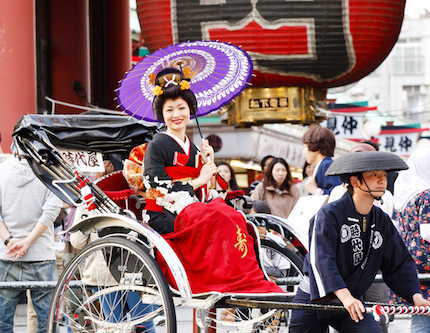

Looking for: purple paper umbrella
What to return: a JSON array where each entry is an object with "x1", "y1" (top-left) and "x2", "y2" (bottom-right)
[{"x1": 116, "y1": 40, "x2": 253, "y2": 122}]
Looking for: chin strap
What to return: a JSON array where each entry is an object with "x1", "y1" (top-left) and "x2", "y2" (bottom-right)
[{"x1": 356, "y1": 178, "x2": 384, "y2": 204}]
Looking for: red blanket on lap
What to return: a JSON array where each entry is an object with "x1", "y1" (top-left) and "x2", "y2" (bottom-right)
[{"x1": 156, "y1": 198, "x2": 283, "y2": 294}]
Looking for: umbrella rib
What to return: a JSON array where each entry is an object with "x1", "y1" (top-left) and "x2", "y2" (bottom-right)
[
  {"x1": 118, "y1": 79, "x2": 151, "y2": 97},
  {"x1": 118, "y1": 70, "x2": 234, "y2": 112},
  {"x1": 134, "y1": 100, "x2": 155, "y2": 122},
  {"x1": 192, "y1": 69, "x2": 250, "y2": 115},
  {"x1": 117, "y1": 82, "x2": 147, "y2": 103},
  {"x1": 122, "y1": 94, "x2": 154, "y2": 122},
  {"x1": 117, "y1": 88, "x2": 151, "y2": 112},
  {"x1": 121, "y1": 65, "x2": 232, "y2": 93}
]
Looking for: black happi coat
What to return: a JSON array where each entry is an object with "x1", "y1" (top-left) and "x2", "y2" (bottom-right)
[{"x1": 304, "y1": 191, "x2": 421, "y2": 304}]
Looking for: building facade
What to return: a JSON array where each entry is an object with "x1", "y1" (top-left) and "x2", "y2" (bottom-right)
[
  {"x1": 336, "y1": 12, "x2": 430, "y2": 124},
  {"x1": 0, "y1": 0, "x2": 132, "y2": 151}
]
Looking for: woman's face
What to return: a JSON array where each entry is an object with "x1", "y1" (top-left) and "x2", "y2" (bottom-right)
[
  {"x1": 303, "y1": 144, "x2": 319, "y2": 165},
  {"x1": 272, "y1": 162, "x2": 288, "y2": 186},
  {"x1": 305, "y1": 164, "x2": 315, "y2": 177},
  {"x1": 162, "y1": 97, "x2": 190, "y2": 134},
  {"x1": 217, "y1": 165, "x2": 231, "y2": 183}
]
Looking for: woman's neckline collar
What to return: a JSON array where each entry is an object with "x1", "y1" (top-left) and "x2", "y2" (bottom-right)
[{"x1": 162, "y1": 132, "x2": 190, "y2": 153}]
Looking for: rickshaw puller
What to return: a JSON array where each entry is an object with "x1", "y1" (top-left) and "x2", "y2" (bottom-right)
[{"x1": 289, "y1": 151, "x2": 430, "y2": 333}]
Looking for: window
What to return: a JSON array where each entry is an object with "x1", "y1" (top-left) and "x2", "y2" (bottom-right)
[
  {"x1": 393, "y1": 38, "x2": 423, "y2": 74},
  {"x1": 403, "y1": 85, "x2": 426, "y2": 111}
]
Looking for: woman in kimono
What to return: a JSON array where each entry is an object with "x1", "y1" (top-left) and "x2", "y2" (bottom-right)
[
  {"x1": 142, "y1": 67, "x2": 218, "y2": 234},
  {"x1": 289, "y1": 151, "x2": 430, "y2": 333},
  {"x1": 141, "y1": 67, "x2": 282, "y2": 295}
]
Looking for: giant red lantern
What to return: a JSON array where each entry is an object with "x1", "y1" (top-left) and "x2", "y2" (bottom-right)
[{"x1": 136, "y1": 0, "x2": 405, "y2": 88}]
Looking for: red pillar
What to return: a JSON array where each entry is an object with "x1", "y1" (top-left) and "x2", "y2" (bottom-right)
[
  {"x1": 50, "y1": 0, "x2": 90, "y2": 114},
  {"x1": 104, "y1": 0, "x2": 131, "y2": 110},
  {"x1": 0, "y1": 0, "x2": 36, "y2": 152}
]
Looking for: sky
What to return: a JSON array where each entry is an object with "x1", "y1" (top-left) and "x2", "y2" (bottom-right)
[{"x1": 405, "y1": 0, "x2": 430, "y2": 18}]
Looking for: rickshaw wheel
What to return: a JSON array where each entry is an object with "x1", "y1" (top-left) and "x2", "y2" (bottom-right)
[
  {"x1": 214, "y1": 238, "x2": 304, "y2": 332},
  {"x1": 47, "y1": 237, "x2": 176, "y2": 333},
  {"x1": 260, "y1": 238, "x2": 304, "y2": 299}
]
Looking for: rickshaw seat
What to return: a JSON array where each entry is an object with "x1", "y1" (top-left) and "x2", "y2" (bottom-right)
[
  {"x1": 95, "y1": 171, "x2": 143, "y2": 219},
  {"x1": 103, "y1": 189, "x2": 135, "y2": 201},
  {"x1": 95, "y1": 170, "x2": 130, "y2": 191}
]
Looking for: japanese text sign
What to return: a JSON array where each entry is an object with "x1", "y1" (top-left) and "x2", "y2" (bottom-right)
[{"x1": 59, "y1": 149, "x2": 104, "y2": 173}]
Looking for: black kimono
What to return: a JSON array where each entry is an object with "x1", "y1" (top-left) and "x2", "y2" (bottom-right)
[{"x1": 143, "y1": 132, "x2": 201, "y2": 234}]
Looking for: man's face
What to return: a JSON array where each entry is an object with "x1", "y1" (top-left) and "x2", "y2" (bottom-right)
[{"x1": 354, "y1": 170, "x2": 387, "y2": 197}]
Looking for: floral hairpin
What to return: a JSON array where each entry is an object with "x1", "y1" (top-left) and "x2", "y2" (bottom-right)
[
  {"x1": 148, "y1": 73, "x2": 157, "y2": 85},
  {"x1": 182, "y1": 66, "x2": 194, "y2": 79},
  {"x1": 180, "y1": 80, "x2": 190, "y2": 90},
  {"x1": 153, "y1": 86, "x2": 163, "y2": 96}
]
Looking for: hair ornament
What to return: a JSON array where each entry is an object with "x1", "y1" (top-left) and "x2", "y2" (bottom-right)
[
  {"x1": 152, "y1": 69, "x2": 191, "y2": 96},
  {"x1": 157, "y1": 73, "x2": 182, "y2": 88},
  {"x1": 182, "y1": 66, "x2": 194, "y2": 79},
  {"x1": 163, "y1": 74, "x2": 179, "y2": 88},
  {"x1": 148, "y1": 73, "x2": 157, "y2": 85},
  {"x1": 180, "y1": 80, "x2": 190, "y2": 90},
  {"x1": 153, "y1": 85, "x2": 163, "y2": 96}
]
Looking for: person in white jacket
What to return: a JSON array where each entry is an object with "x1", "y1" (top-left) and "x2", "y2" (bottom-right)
[
  {"x1": 0, "y1": 124, "x2": 62, "y2": 333},
  {"x1": 0, "y1": 131, "x2": 8, "y2": 164}
]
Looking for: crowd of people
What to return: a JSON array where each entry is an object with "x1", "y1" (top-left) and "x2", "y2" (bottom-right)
[{"x1": 1, "y1": 66, "x2": 430, "y2": 333}]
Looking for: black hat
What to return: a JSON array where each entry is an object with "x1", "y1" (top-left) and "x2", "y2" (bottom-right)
[{"x1": 325, "y1": 151, "x2": 408, "y2": 179}]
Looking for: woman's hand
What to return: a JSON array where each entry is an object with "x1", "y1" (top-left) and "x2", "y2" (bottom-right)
[
  {"x1": 334, "y1": 288, "x2": 365, "y2": 323},
  {"x1": 201, "y1": 139, "x2": 214, "y2": 163},
  {"x1": 193, "y1": 161, "x2": 217, "y2": 189}
]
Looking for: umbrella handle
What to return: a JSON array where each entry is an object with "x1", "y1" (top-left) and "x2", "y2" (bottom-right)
[
  {"x1": 200, "y1": 138, "x2": 216, "y2": 180},
  {"x1": 195, "y1": 117, "x2": 216, "y2": 178},
  {"x1": 202, "y1": 141, "x2": 216, "y2": 176}
]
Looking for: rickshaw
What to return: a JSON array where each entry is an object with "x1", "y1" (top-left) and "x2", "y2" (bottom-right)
[{"x1": 13, "y1": 114, "x2": 308, "y2": 333}]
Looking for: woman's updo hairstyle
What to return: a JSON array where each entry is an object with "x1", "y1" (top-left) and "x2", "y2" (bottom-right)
[{"x1": 152, "y1": 67, "x2": 198, "y2": 122}]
